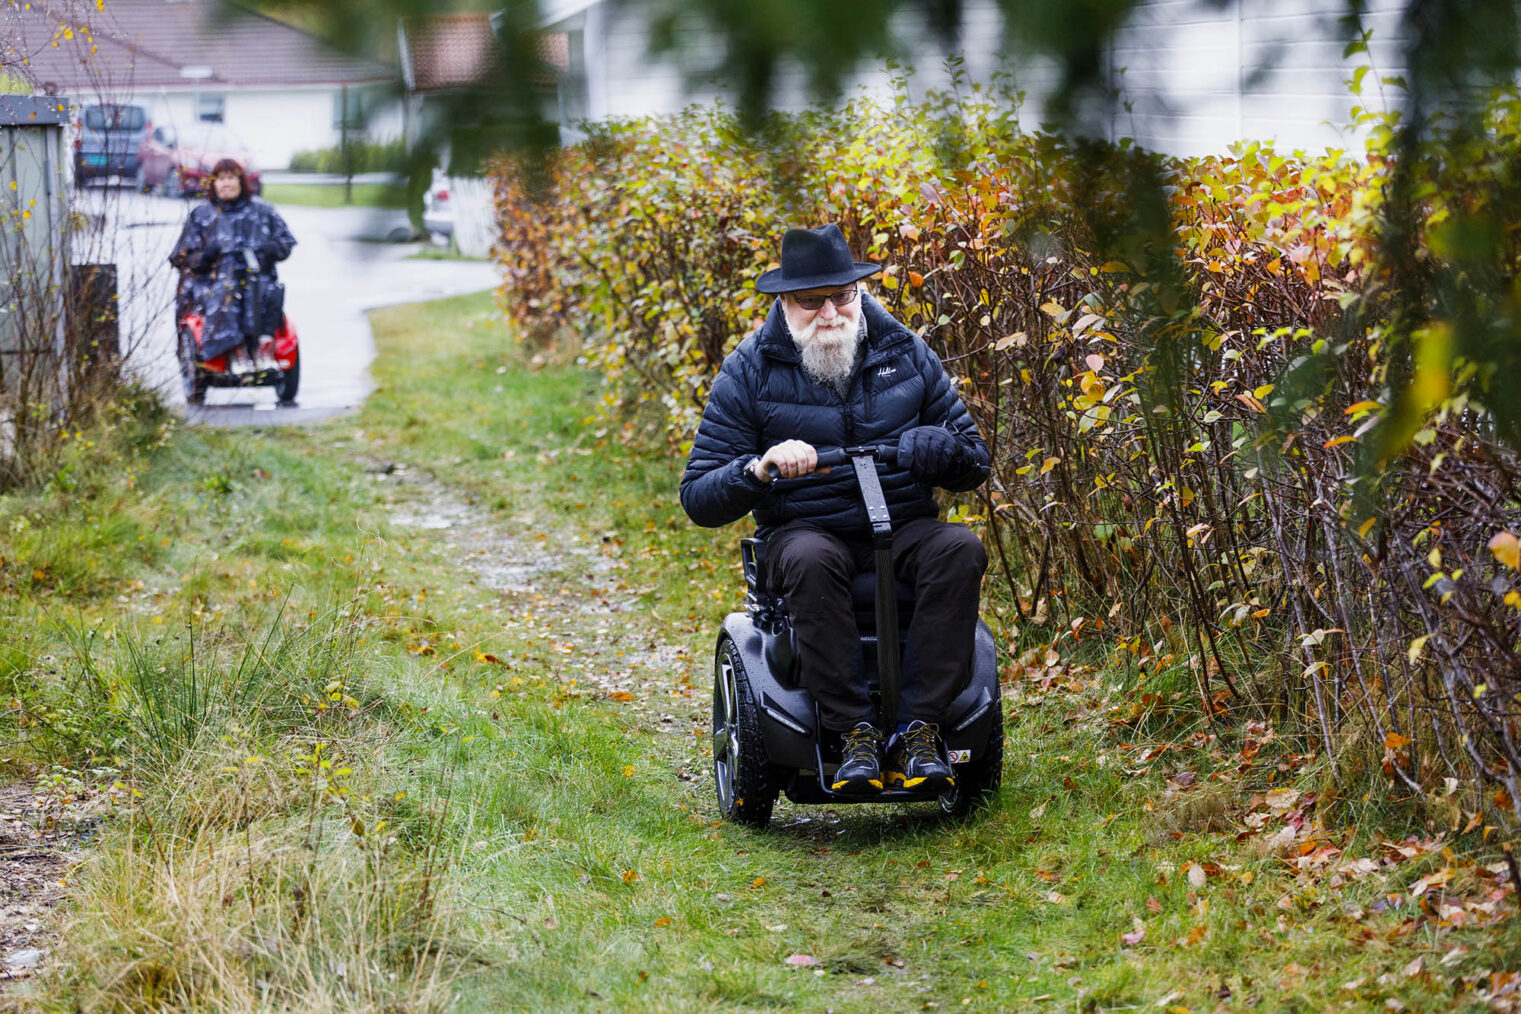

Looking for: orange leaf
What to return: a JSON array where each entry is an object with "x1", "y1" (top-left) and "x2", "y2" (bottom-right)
[
  {"x1": 1384, "y1": 732, "x2": 1413, "y2": 750},
  {"x1": 1489, "y1": 531, "x2": 1520, "y2": 570}
]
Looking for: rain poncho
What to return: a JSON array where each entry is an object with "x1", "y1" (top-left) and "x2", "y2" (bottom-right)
[{"x1": 169, "y1": 193, "x2": 296, "y2": 359}]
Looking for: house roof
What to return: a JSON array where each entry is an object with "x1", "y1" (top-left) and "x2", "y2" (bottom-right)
[
  {"x1": 398, "y1": 13, "x2": 566, "y2": 95},
  {"x1": 5, "y1": 0, "x2": 397, "y2": 95}
]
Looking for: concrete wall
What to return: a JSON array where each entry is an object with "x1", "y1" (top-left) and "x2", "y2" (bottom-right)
[{"x1": 136, "y1": 84, "x2": 402, "y2": 171}]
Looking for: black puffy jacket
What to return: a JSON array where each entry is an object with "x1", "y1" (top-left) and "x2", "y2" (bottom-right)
[{"x1": 680, "y1": 293, "x2": 990, "y2": 538}]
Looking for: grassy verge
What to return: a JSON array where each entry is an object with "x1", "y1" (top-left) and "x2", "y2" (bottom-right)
[
  {"x1": 261, "y1": 181, "x2": 408, "y2": 209},
  {"x1": 1, "y1": 291, "x2": 1516, "y2": 1012}
]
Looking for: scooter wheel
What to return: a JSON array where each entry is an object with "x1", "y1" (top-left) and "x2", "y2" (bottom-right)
[
  {"x1": 178, "y1": 329, "x2": 207, "y2": 404},
  {"x1": 276, "y1": 351, "x2": 300, "y2": 406},
  {"x1": 938, "y1": 715, "x2": 1003, "y2": 819},
  {"x1": 712, "y1": 637, "x2": 779, "y2": 828}
]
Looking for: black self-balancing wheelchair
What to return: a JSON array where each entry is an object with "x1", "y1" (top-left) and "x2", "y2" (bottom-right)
[{"x1": 710, "y1": 444, "x2": 1005, "y2": 828}]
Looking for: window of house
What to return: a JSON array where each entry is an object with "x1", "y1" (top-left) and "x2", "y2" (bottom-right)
[
  {"x1": 558, "y1": 29, "x2": 588, "y2": 125},
  {"x1": 332, "y1": 90, "x2": 365, "y2": 131},
  {"x1": 196, "y1": 93, "x2": 225, "y2": 123}
]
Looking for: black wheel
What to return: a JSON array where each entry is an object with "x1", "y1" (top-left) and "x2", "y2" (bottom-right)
[
  {"x1": 276, "y1": 351, "x2": 300, "y2": 406},
  {"x1": 712, "y1": 638, "x2": 779, "y2": 828},
  {"x1": 939, "y1": 708, "x2": 1004, "y2": 819},
  {"x1": 178, "y1": 328, "x2": 206, "y2": 404}
]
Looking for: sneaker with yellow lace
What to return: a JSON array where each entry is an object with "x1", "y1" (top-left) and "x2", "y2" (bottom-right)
[
  {"x1": 885, "y1": 721, "x2": 955, "y2": 792},
  {"x1": 831, "y1": 722, "x2": 884, "y2": 795}
]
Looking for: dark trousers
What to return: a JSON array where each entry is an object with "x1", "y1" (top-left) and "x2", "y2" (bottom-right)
[{"x1": 765, "y1": 517, "x2": 988, "y2": 732}]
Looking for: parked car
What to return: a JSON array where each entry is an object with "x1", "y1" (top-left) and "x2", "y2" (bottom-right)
[
  {"x1": 423, "y1": 167, "x2": 453, "y2": 240},
  {"x1": 73, "y1": 103, "x2": 149, "y2": 187},
  {"x1": 135, "y1": 124, "x2": 262, "y2": 198}
]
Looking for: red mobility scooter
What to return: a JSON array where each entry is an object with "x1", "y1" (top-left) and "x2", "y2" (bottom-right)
[{"x1": 177, "y1": 248, "x2": 300, "y2": 406}]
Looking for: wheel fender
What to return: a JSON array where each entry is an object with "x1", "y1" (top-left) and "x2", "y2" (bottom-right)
[
  {"x1": 941, "y1": 620, "x2": 1003, "y2": 760},
  {"x1": 719, "y1": 614, "x2": 816, "y2": 770}
]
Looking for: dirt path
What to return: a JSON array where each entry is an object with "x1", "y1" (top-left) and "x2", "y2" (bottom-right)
[
  {"x1": 374, "y1": 460, "x2": 710, "y2": 752},
  {"x1": 0, "y1": 786, "x2": 95, "y2": 993}
]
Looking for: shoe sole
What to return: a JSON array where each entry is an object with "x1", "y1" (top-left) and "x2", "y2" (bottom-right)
[{"x1": 885, "y1": 770, "x2": 955, "y2": 791}]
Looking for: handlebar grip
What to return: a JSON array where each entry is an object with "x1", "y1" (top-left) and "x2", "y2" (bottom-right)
[{"x1": 763, "y1": 444, "x2": 897, "y2": 480}]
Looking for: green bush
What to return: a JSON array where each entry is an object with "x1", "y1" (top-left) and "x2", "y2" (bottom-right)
[
  {"x1": 287, "y1": 137, "x2": 407, "y2": 174},
  {"x1": 492, "y1": 78, "x2": 1521, "y2": 830}
]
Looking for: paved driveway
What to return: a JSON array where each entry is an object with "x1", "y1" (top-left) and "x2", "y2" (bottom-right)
[{"x1": 79, "y1": 189, "x2": 499, "y2": 426}]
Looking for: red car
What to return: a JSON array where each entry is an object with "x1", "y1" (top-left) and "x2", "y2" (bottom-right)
[{"x1": 136, "y1": 124, "x2": 262, "y2": 197}]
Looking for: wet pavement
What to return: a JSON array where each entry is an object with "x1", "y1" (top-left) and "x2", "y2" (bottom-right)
[{"x1": 75, "y1": 187, "x2": 499, "y2": 426}]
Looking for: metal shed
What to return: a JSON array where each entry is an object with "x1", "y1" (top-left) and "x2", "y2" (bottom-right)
[{"x1": 0, "y1": 94, "x2": 70, "y2": 459}]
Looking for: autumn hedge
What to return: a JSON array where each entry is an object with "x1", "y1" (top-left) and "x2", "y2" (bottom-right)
[{"x1": 490, "y1": 83, "x2": 1521, "y2": 827}]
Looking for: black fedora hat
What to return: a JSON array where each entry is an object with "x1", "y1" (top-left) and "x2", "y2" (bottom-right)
[{"x1": 755, "y1": 223, "x2": 881, "y2": 294}]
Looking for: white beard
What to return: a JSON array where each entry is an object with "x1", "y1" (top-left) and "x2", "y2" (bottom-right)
[{"x1": 791, "y1": 313, "x2": 865, "y2": 388}]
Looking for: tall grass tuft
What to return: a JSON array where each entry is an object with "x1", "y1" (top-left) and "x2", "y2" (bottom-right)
[{"x1": 21, "y1": 598, "x2": 471, "y2": 1012}]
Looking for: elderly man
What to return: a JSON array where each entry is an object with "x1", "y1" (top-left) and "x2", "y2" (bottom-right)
[{"x1": 680, "y1": 223, "x2": 990, "y2": 796}]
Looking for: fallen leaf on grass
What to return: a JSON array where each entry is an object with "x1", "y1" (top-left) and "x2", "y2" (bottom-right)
[
  {"x1": 785, "y1": 954, "x2": 819, "y2": 968},
  {"x1": 1265, "y1": 787, "x2": 1301, "y2": 811},
  {"x1": 1120, "y1": 917, "x2": 1146, "y2": 946},
  {"x1": 1029, "y1": 801, "x2": 1047, "y2": 819},
  {"x1": 1146, "y1": 896, "x2": 1162, "y2": 914}
]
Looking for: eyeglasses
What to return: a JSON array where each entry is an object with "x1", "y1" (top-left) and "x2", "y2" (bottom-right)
[{"x1": 788, "y1": 287, "x2": 858, "y2": 311}]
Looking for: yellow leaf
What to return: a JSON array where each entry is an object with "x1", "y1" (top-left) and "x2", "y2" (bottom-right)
[
  {"x1": 752, "y1": 876, "x2": 767, "y2": 888},
  {"x1": 1489, "y1": 531, "x2": 1520, "y2": 570},
  {"x1": 1384, "y1": 732, "x2": 1412, "y2": 750},
  {"x1": 1040, "y1": 456, "x2": 1060, "y2": 475},
  {"x1": 1343, "y1": 400, "x2": 1382, "y2": 415},
  {"x1": 1323, "y1": 435, "x2": 1358, "y2": 448},
  {"x1": 1407, "y1": 635, "x2": 1430, "y2": 664},
  {"x1": 1505, "y1": 590, "x2": 1521, "y2": 609},
  {"x1": 1357, "y1": 517, "x2": 1377, "y2": 539}
]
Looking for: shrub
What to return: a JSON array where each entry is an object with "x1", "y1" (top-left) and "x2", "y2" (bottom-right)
[
  {"x1": 288, "y1": 137, "x2": 408, "y2": 174},
  {"x1": 491, "y1": 79, "x2": 1521, "y2": 828}
]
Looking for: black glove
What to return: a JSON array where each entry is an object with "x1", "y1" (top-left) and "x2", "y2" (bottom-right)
[{"x1": 898, "y1": 426, "x2": 961, "y2": 484}]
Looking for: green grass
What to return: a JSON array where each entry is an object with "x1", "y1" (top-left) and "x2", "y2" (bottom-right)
[
  {"x1": 261, "y1": 181, "x2": 408, "y2": 209},
  {"x1": 1, "y1": 289, "x2": 1515, "y2": 1012}
]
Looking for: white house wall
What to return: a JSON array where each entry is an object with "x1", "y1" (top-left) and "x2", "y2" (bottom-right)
[
  {"x1": 587, "y1": 0, "x2": 1018, "y2": 121},
  {"x1": 1109, "y1": 0, "x2": 1409, "y2": 155},
  {"x1": 136, "y1": 86, "x2": 402, "y2": 171},
  {"x1": 561, "y1": 0, "x2": 1419, "y2": 160}
]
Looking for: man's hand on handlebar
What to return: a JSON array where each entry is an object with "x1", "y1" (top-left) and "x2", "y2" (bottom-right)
[{"x1": 751, "y1": 440, "x2": 820, "y2": 483}]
